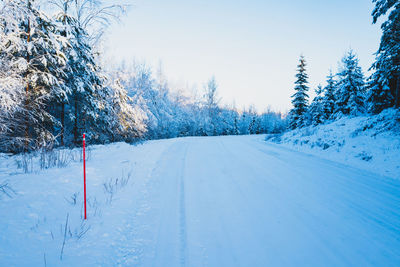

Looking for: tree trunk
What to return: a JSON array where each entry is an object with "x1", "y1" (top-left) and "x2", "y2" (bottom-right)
[
  {"x1": 60, "y1": 2, "x2": 68, "y2": 147},
  {"x1": 61, "y1": 103, "x2": 65, "y2": 146},
  {"x1": 73, "y1": 95, "x2": 78, "y2": 146},
  {"x1": 24, "y1": 18, "x2": 31, "y2": 151},
  {"x1": 396, "y1": 74, "x2": 400, "y2": 108}
]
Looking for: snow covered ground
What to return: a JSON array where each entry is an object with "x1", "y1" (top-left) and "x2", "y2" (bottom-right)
[
  {"x1": 268, "y1": 109, "x2": 400, "y2": 179},
  {"x1": 1, "y1": 135, "x2": 400, "y2": 266}
]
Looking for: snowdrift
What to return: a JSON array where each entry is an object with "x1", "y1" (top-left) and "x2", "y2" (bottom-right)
[{"x1": 267, "y1": 108, "x2": 400, "y2": 179}]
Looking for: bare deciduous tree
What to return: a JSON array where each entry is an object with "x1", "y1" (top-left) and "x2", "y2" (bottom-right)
[{"x1": 46, "y1": 0, "x2": 129, "y2": 45}]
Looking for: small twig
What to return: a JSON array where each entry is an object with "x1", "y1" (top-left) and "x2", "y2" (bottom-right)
[
  {"x1": 0, "y1": 181, "x2": 16, "y2": 199},
  {"x1": 77, "y1": 225, "x2": 91, "y2": 240},
  {"x1": 60, "y1": 213, "x2": 69, "y2": 260}
]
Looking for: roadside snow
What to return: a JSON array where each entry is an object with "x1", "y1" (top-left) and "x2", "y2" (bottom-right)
[
  {"x1": 0, "y1": 140, "x2": 174, "y2": 266},
  {"x1": 268, "y1": 108, "x2": 400, "y2": 179}
]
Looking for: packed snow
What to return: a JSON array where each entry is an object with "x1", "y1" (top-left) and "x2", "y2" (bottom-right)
[{"x1": 1, "y1": 135, "x2": 400, "y2": 266}]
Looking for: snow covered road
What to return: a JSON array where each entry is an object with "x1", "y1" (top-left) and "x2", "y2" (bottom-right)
[
  {"x1": 107, "y1": 135, "x2": 400, "y2": 266},
  {"x1": 1, "y1": 135, "x2": 400, "y2": 266}
]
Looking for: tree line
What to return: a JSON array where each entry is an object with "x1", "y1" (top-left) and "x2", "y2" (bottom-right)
[
  {"x1": 110, "y1": 63, "x2": 286, "y2": 140},
  {"x1": 0, "y1": 0, "x2": 285, "y2": 153},
  {"x1": 288, "y1": 0, "x2": 400, "y2": 129}
]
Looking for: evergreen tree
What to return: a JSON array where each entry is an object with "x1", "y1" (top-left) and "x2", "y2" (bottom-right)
[
  {"x1": 289, "y1": 55, "x2": 309, "y2": 129},
  {"x1": 368, "y1": 0, "x2": 400, "y2": 112},
  {"x1": 247, "y1": 105, "x2": 259, "y2": 134},
  {"x1": 54, "y1": 2, "x2": 108, "y2": 146},
  {"x1": 335, "y1": 50, "x2": 365, "y2": 116},
  {"x1": 0, "y1": 49, "x2": 25, "y2": 151},
  {"x1": 0, "y1": 0, "x2": 68, "y2": 152},
  {"x1": 367, "y1": 67, "x2": 394, "y2": 113},
  {"x1": 220, "y1": 108, "x2": 239, "y2": 135},
  {"x1": 308, "y1": 85, "x2": 324, "y2": 125},
  {"x1": 238, "y1": 111, "x2": 251, "y2": 135},
  {"x1": 322, "y1": 71, "x2": 336, "y2": 120}
]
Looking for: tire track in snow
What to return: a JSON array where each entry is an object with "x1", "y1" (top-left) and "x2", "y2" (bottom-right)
[
  {"x1": 148, "y1": 140, "x2": 190, "y2": 267},
  {"x1": 179, "y1": 144, "x2": 189, "y2": 267}
]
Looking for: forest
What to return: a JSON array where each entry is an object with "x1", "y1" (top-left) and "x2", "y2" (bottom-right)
[{"x1": 0, "y1": 0, "x2": 285, "y2": 153}]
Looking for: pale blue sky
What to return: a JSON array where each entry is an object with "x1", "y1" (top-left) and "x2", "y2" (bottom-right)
[{"x1": 105, "y1": 0, "x2": 381, "y2": 112}]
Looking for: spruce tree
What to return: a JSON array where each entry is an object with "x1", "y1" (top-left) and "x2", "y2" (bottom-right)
[
  {"x1": 308, "y1": 85, "x2": 324, "y2": 125},
  {"x1": 322, "y1": 71, "x2": 336, "y2": 120},
  {"x1": 54, "y1": 3, "x2": 107, "y2": 146},
  {"x1": 0, "y1": 0, "x2": 68, "y2": 151},
  {"x1": 368, "y1": 67, "x2": 394, "y2": 113},
  {"x1": 0, "y1": 44, "x2": 25, "y2": 152},
  {"x1": 368, "y1": 0, "x2": 400, "y2": 112},
  {"x1": 289, "y1": 55, "x2": 309, "y2": 129},
  {"x1": 335, "y1": 50, "x2": 365, "y2": 116}
]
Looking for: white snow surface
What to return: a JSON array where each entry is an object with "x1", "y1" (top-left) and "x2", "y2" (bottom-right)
[
  {"x1": 1, "y1": 135, "x2": 400, "y2": 266},
  {"x1": 269, "y1": 109, "x2": 400, "y2": 179}
]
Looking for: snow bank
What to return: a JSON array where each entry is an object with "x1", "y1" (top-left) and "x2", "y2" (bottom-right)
[
  {"x1": 267, "y1": 108, "x2": 400, "y2": 179},
  {"x1": 0, "y1": 140, "x2": 174, "y2": 266}
]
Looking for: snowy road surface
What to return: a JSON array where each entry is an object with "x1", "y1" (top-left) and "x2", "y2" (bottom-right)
[{"x1": 1, "y1": 135, "x2": 400, "y2": 266}]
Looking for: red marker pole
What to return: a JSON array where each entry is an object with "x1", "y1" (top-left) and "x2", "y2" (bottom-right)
[{"x1": 83, "y1": 133, "x2": 87, "y2": 220}]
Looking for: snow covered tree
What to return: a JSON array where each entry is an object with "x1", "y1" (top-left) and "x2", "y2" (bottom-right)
[
  {"x1": 204, "y1": 76, "x2": 220, "y2": 135},
  {"x1": 48, "y1": 0, "x2": 127, "y2": 46},
  {"x1": 368, "y1": 0, "x2": 400, "y2": 112},
  {"x1": 307, "y1": 85, "x2": 324, "y2": 125},
  {"x1": 153, "y1": 65, "x2": 179, "y2": 138},
  {"x1": 322, "y1": 71, "x2": 336, "y2": 120},
  {"x1": 218, "y1": 107, "x2": 239, "y2": 135},
  {"x1": 52, "y1": 0, "x2": 113, "y2": 146},
  {"x1": 38, "y1": 0, "x2": 131, "y2": 147},
  {"x1": 120, "y1": 62, "x2": 177, "y2": 139},
  {"x1": 259, "y1": 110, "x2": 286, "y2": 133},
  {"x1": 238, "y1": 111, "x2": 250, "y2": 135},
  {"x1": 0, "y1": 0, "x2": 68, "y2": 152},
  {"x1": 112, "y1": 62, "x2": 286, "y2": 139},
  {"x1": 106, "y1": 73, "x2": 147, "y2": 142},
  {"x1": 288, "y1": 55, "x2": 309, "y2": 129},
  {"x1": 246, "y1": 105, "x2": 260, "y2": 134},
  {"x1": 335, "y1": 50, "x2": 365, "y2": 116},
  {"x1": 367, "y1": 67, "x2": 394, "y2": 113},
  {"x1": 0, "y1": 58, "x2": 26, "y2": 151}
]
